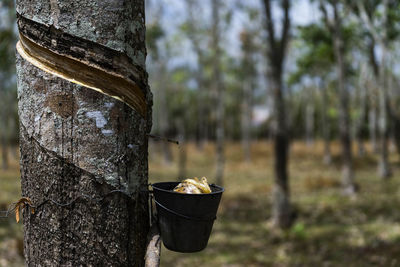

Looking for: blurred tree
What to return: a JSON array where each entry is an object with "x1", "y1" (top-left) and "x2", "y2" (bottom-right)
[
  {"x1": 182, "y1": 0, "x2": 210, "y2": 149},
  {"x1": 146, "y1": 10, "x2": 173, "y2": 165},
  {"x1": 261, "y1": 0, "x2": 294, "y2": 228},
  {"x1": 354, "y1": 63, "x2": 369, "y2": 157},
  {"x1": 0, "y1": 0, "x2": 17, "y2": 170},
  {"x1": 349, "y1": 0, "x2": 400, "y2": 178},
  {"x1": 290, "y1": 23, "x2": 336, "y2": 164},
  {"x1": 211, "y1": 0, "x2": 225, "y2": 186},
  {"x1": 319, "y1": 0, "x2": 357, "y2": 195},
  {"x1": 304, "y1": 86, "x2": 315, "y2": 146},
  {"x1": 239, "y1": 29, "x2": 257, "y2": 162}
]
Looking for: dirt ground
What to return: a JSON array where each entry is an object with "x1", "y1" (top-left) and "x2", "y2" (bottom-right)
[{"x1": 1, "y1": 141, "x2": 400, "y2": 266}]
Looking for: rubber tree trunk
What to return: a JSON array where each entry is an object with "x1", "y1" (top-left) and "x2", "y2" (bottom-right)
[
  {"x1": 305, "y1": 96, "x2": 314, "y2": 147},
  {"x1": 15, "y1": 1, "x2": 152, "y2": 265},
  {"x1": 367, "y1": 38, "x2": 379, "y2": 154},
  {"x1": 321, "y1": 82, "x2": 331, "y2": 165},
  {"x1": 271, "y1": 76, "x2": 291, "y2": 228},
  {"x1": 358, "y1": 0, "x2": 391, "y2": 175},
  {"x1": 331, "y1": 2, "x2": 356, "y2": 195},
  {"x1": 356, "y1": 68, "x2": 367, "y2": 157},
  {"x1": 240, "y1": 31, "x2": 255, "y2": 163},
  {"x1": 185, "y1": 0, "x2": 208, "y2": 150},
  {"x1": 241, "y1": 79, "x2": 252, "y2": 162},
  {"x1": 212, "y1": 0, "x2": 225, "y2": 186},
  {"x1": 369, "y1": 105, "x2": 378, "y2": 153},
  {"x1": 262, "y1": 0, "x2": 292, "y2": 229},
  {"x1": 377, "y1": 41, "x2": 392, "y2": 178}
]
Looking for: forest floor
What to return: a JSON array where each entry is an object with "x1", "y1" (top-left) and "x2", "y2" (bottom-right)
[{"x1": 1, "y1": 141, "x2": 400, "y2": 266}]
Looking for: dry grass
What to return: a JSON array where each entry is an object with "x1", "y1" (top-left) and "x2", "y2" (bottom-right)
[{"x1": 1, "y1": 141, "x2": 400, "y2": 266}]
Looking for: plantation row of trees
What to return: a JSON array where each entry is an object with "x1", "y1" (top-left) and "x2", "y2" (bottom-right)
[
  {"x1": 1, "y1": 0, "x2": 400, "y2": 233},
  {"x1": 145, "y1": 0, "x2": 400, "y2": 228}
]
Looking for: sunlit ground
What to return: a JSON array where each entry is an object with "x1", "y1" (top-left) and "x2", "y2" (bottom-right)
[{"x1": 1, "y1": 141, "x2": 400, "y2": 266}]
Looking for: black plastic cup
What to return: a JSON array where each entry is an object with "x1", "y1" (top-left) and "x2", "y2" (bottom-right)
[{"x1": 152, "y1": 182, "x2": 224, "y2": 253}]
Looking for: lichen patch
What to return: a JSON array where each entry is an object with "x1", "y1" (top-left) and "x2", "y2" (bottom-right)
[{"x1": 86, "y1": 111, "x2": 107, "y2": 128}]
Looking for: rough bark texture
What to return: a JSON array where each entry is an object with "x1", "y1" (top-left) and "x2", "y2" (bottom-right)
[
  {"x1": 262, "y1": 0, "x2": 293, "y2": 229},
  {"x1": 212, "y1": 0, "x2": 225, "y2": 186},
  {"x1": 16, "y1": 0, "x2": 152, "y2": 266}
]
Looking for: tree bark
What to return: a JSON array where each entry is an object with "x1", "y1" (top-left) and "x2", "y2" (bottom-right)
[
  {"x1": 16, "y1": 1, "x2": 152, "y2": 265},
  {"x1": 212, "y1": 0, "x2": 225, "y2": 186}
]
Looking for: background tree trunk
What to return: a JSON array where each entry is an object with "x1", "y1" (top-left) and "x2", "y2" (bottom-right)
[
  {"x1": 241, "y1": 80, "x2": 253, "y2": 162},
  {"x1": 377, "y1": 41, "x2": 391, "y2": 178},
  {"x1": 356, "y1": 0, "x2": 392, "y2": 178},
  {"x1": 369, "y1": 105, "x2": 378, "y2": 153},
  {"x1": 262, "y1": 0, "x2": 293, "y2": 229},
  {"x1": 212, "y1": 0, "x2": 225, "y2": 186},
  {"x1": 305, "y1": 92, "x2": 314, "y2": 147},
  {"x1": 322, "y1": 1, "x2": 356, "y2": 195},
  {"x1": 356, "y1": 66, "x2": 367, "y2": 157},
  {"x1": 16, "y1": 0, "x2": 152, "y2": 265},
  {"x1": 240, "y1": 30, "x2": 256, "y2": 163},
  {"x1": 185, "y1": 0, "x2": 209, "y2": 150},
  {"x1": 321, "y1": 82, "x2": 331, "y2": 165}
]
